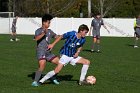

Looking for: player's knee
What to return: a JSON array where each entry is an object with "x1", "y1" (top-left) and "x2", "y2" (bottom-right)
[
  {"x1": 84, "y1": 59, "x2": 90, "y2": 65},
  {"x1": 54, "y1": 70, "x2": 60, "y2": 74}
]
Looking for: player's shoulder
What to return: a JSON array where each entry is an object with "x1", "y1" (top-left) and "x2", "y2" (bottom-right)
[
  {"x1": 48, "y1": 29, "x2": 54, "y2": 33},
  {"x1": 36, "y1": 27, "x2": 43, "y2": 32},
  {"x1": 68, "y1": 30, "x2": 77, "y2": 35}
]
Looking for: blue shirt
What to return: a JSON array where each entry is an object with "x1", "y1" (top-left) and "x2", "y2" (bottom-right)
[{"x1": 60, "y1": 31, "x2": 86, "y2": 57}]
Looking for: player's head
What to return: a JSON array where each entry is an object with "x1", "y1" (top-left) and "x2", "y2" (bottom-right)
[
  {"x1": 15, "y1": 16, "x2": 18, "y2": 19},
  {"x1": 78, "y1": 24, "x2": 89, "y2": 37},
  {"x1": 42, "y1": 14, "x2": 53, "y2": 28},
  {"x1": 95, "y1": 13, "x2": 101, "y2": 19}
]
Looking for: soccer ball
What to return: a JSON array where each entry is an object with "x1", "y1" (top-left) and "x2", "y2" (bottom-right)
[{"x1": 86, "y1": 76, "x2": 96, "y2": 85}]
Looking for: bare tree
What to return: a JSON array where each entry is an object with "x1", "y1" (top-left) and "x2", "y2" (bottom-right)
[{"x1": 94, "y1": 0, "x2": 120, "y2": 17}]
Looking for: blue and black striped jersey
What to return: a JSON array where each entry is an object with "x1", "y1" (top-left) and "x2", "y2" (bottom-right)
[{"x1": 60, "y1": 31, "x2": 86, "y2": 57}]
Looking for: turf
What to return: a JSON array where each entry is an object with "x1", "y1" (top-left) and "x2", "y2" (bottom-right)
[{"x1": 0, "y1": 34, "x2": 140, "y2": 93}]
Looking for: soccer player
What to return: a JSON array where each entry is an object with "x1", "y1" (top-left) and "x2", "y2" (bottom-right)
[
  {"x1": 32, "y1": 14, "x2": 60, "y2": 87},
  {"x1": 10, "y1": 16, "x2": 20, "y2": 41},
  {"x1": 39, "y1": 24, "x2": 91, "y2": 85},
  {"x1": 134, "y1": 14, "x2": 140, "y2": 48},
  {"x1": 88, "y1": 13, "x2": 110, "y2": 52}
]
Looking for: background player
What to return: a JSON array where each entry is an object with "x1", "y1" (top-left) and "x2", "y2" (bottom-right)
[
  {"x1": 39, "y1": 24, "x2": 91, "y2": 85},
  {"x1": 32, "y1": 14, "x2": 59, "y2": 87},
  {"x1": 10, "y1": 16, "x2": 20, "y2": 41},
  {"x1": 88, "y1": 13, "x2": 110, "y2": 52},
  {"x1": 134, "y1": 14, "x2": 140, "y2": 48}
]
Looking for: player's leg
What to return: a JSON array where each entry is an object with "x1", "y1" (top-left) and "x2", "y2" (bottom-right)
[
  {"x1": 32, "y1": 50, "x2": 47, "y2": 86},
  {"x1": 32, "y1": 59, "x2": 46, "y2": 86},
  {"x1": 96, "y1": 31, "x2": 101, "y2": 52},
  {"x1": 97, "y1": 37, "x2": 101, "y2": 52},
  {"x1": 10, "y1": 31, "x2": 16, "y2": 41},
  {"x1": 91, "y1": 31, "x2": 97, "y2": 52},
  {"x1": 134, "y1": 32, "x2": 139, "y2": 48},
  {"x1": 49, "y1": 56, "x2": 60, "y2": 84},
  {"x1": 39, "y1": 63, "x2": 64, "y2": 83},
  {"x1": 71, "y1": 57, "x2": 90, "y2": 84},
  {"x1": 91, "y1": 37, "x2": 97, "y2": 52},
  {"x1": 39, "y1": 55, "x2": 70, "y2": 83}
]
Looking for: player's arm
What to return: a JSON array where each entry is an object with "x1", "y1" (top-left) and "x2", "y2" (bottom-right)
[
  {"x1": 47, "y1": 35, "x2": 63, "y2": 50},
  {"x1": 34, "y1": 31, "x2": 46, "y2": 41},
  {"x1": 136, "y1": 24, "x2": 140, "y2": 28},
  {"x1": 89, "y1": 26, "x2": 93, "y2": 36},
  {"x1": 103, "y1": 25, "x2": 110, "y2": 33},
  {"x1": 73, "y1": 47, "x2": 82, "y2": 58}
]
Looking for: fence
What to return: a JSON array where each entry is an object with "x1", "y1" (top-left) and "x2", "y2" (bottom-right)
[{"x1": 0, "y1": 17, "x2": 135, "y2": 37}]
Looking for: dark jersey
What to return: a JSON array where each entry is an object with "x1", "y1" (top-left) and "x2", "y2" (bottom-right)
[{"x1": 60, "y1": 31, "x2": 85, "y2": 57}]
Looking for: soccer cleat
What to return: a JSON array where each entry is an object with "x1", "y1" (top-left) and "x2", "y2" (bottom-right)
[
  {"x1": 53, "y1": 79, "x2": 60, "y2": 85},
  {"x1": 78, "y1": 80, "x2": 91, "y2": 85},
  {"x1": 15, "y1": 38, "x2": 20, "y2": 41},
  {"x1": 134, "y1": 45, "x2": 139, "y2": 48},
  {"x1": 32, "y1": 81, "x2": 39, "y2": 87},
  {"x1": 91, "y1": 49, "x2": 95, "y2": 52},
  {"x1": 10, "y1": 39, "x2": 14, "y2": 41},
  {"x1": 97, "y1": 50, "x2": 101, "y2": 53}
]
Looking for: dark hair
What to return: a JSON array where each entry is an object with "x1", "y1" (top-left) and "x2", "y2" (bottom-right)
[
  {"x1": 42, "y1": 14, "x2": 53, "y2": 23},
  {"x1": 78, "y1": 24, "x2": 89, "y2": 33},
  {"x1": 95, "y1": 12, "x2": 101, "y2": 16}
]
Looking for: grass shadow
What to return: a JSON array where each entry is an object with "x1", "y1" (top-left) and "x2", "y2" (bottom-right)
[{"x1": 27, "y1": 72, "x2": 78, "y2": 84}]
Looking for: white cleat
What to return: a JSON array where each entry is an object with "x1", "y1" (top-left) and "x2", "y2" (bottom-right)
[
  {"x1": 16, "y1": 38, "x2": 20, "y2": 41},
  {"x1": 134, "y1": 46, "x2": 139, "y2": 48},
  {"x1": 10, "y1": 39, "x2": 14, "y2": 41}
]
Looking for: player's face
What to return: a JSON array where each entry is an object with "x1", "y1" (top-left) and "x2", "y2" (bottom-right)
[
  {"x1": 80, "y1": 30, "x2": 88, "y2": 37},
  {"x1": 43, "y1": 20, "x2": 51, "y2": 28},
  {"x1": 96, "y1": 15, "x2": 101, "y2": 19}
]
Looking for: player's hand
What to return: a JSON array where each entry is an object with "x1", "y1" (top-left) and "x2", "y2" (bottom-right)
[
  {"x1": 43, "y1": 29, "x2": 48, "y2": 34},
  {"x1": 73, "y1": 52, "x2": 79, "y2": 58},
  {"x1": 47, "y1": 44, "x2": 54, "y2": 50}
]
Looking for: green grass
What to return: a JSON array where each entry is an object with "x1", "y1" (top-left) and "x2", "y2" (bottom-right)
[{"x1": 0, "y1": 34, "x2": 140, "y2": 93}]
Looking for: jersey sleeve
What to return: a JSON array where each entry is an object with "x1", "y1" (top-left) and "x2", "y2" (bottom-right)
[
  {"x1": 50, "y1": 30, "x2": 57, "y2": 38},
  {"x1": 91, "y1": 19, "x2": 94, "y2": 26},
  {"x1": 101, "y1": 19, "x2": 104, "y2": 25},
  {"x1": 35, "y1": 29, "x2": 42, "y2": 37}
]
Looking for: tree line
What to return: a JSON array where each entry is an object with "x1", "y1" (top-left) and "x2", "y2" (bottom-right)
[{"x1": 0, "y1": 0, "x2": 140, "y2": 18}]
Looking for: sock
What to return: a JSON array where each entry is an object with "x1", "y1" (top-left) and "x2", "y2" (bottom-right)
[
  {"x1": 39, "y1": 70, "x2": 55, "y2": 83},
  {"x1": 134, "y1": 38, "x2": 138, "y2": 46},
  {"x1": 34, "y1": 71, "x2": 42, "y2": 82},
  {"x1": 80, "y1": 65, "x2": 89, "y2": 81},
  {"x1": 91, "y1": 42, "x2": 96, "y2": 50},
  {"x1": 97, "y1": 43, "x2": 100, "y2": 51},
  {"x1": 11, "y1": 35, "x2": 16, "y2": 40},
  {"x1": 50, "y1": 74, "x2": 58, "y2": 81}
]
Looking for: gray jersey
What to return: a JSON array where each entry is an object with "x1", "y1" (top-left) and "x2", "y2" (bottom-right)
[
  {"x1": 35, "y1": 28, "x2": 56, "y2": 50},
  {"x1": 11, "y1": 18, "x2": 17, "y2": 32},
  {"x1": 91, "y1": 18, "x2": 104, "y2": 38},
  {"x1": 35, "y1": 28, "x2": 57, "y2": 61},
  {"x1": 91, "y1": 18, "x2": 104, "y2": 31},
  {"x1": 136, "y1": 19, "x2": 140, "y2": 36}
]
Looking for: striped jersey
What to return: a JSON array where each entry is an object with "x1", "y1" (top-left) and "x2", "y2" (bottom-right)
[{"x1": 60, "y1": 31, "x2": 86, "y2": 57}]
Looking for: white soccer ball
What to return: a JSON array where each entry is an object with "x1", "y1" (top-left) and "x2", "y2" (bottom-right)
[{"x1": 86, "y1": 76, "x2": 96, "y2": 85}]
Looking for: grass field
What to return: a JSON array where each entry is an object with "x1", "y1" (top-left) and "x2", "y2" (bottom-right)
[{"x1": 0, "y1": 34, "x2": 140, "y2": 93}]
